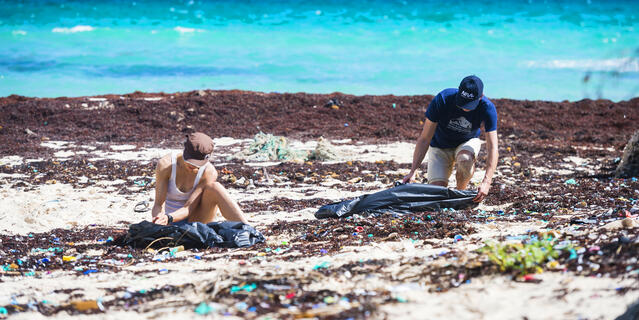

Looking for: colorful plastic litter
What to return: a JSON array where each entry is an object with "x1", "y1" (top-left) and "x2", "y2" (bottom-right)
[
  {"x1": 194, "y1": 302, "x2": 214, "y2": 315},
  {"x1": 312, "y1": 261, "x2": 330, "y2": 270}
]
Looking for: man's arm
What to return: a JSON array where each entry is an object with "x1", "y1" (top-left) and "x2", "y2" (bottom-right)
[
  {"x1": 403, "y1": 119, "x2": 437, "y2": 183},
  {"x1": 151, "y1": 155, "x2": 171, "y2": 219},
  {"x1": 473, "y1": 130, "x2": 498, "y2": 202}
]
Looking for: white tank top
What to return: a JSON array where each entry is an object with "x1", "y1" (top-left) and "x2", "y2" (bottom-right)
[{"x1": 165, "y1": 152, "x2": 209, "y2": 214}]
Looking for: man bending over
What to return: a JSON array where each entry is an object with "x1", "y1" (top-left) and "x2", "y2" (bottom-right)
[{"x1": 403, "y1": 75, "x2": 499, "y2": 203}]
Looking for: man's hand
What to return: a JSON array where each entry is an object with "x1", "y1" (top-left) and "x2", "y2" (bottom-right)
[
  {"x1": 402, "y1": 170, "x2": 416, "y2": 184},
  {"x1": 152, "y1": 214, "x2": 169, "y2": 225},
  {"x1": 473, "y1": 181, "x2": 491, "y2": 202}
]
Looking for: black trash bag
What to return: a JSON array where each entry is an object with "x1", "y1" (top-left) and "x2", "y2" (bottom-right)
[
  {"x1": 315, "y1": 183, "x2": 478, "y2": 219},
  {"x1": 616, "y1": 299, "x2": 639, "y2": 320},
  {"x1": 113, "y1": 220, "x2": 265, "y2": 249}
]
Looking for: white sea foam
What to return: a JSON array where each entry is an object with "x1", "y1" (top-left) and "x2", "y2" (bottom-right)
[
  {"x1": 52, "y1": 25, "x2": 95, "y2": 33},
  {"x1": 174, "y1": 26, "x2": 202, "y2": 34},
  {"x1": 524, "y1": 58, "x2": 639, "y2": 72},
  {"x1": 12, "y1": 30, "x2": 27, "y2": 36}
]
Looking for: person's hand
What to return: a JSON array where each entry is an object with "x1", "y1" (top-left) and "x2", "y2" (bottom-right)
[
  {"x1": 402, "y1": 170, "x2": 416, "y2": 184},
  {"x1": 473, "y1": 181, "x2": 491, "y2": 202},
  {"x1": 152, "y1": 214, "x2": 169, "y2": 225}
]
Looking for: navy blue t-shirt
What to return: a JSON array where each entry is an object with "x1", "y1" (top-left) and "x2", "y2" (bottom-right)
[{"x1": 425, "y1": 88, "x2": 498, "y2": 149}]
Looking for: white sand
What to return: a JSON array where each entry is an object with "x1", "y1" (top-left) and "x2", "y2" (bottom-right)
[
  {"x1": 1, "y1": 137, "x2": 635, "y2": 319},
  {"x1": 0, "y1": 137, "x2": 493, "y2": 234}
]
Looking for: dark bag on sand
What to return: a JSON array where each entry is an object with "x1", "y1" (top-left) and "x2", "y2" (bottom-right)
[
  {"x1": 114, "y1": 220, "x2": 265, "y2": 249},
  {"x1": 315, "y1": 183, "x2": 478, "y2": 219}
]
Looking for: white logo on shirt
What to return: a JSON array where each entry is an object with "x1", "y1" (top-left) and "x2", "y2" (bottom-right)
[
  {"x1": 460, "y1": 91, "x2": 474, "y2": 99},
  {"x1": 447, "y1": 117, "x2": 472, "y2": 133}
]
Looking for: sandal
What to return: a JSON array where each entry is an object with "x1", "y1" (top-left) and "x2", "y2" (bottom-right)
[{"x1": 134, "y1": 201, "x2": 150, "y2": 213}]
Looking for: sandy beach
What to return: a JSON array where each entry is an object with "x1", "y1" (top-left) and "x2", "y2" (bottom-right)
[{"x1": 1, "y1": 91, "x2": 638, "y2": 319}]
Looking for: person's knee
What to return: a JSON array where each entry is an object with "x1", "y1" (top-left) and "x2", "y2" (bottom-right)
[
  {"x1": 202, "y1": 182, "x2": 223, "y2": 200},
  {"x1": 206, "y1": 181, "x2": 226, "y2": 190},
  {"x1": 456, "y1": 152, "x2": 475, "y2": 176}
]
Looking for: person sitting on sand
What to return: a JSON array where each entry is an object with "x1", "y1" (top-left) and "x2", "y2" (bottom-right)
[
  {"x1": 403, "y1": 75, "x2": 498, "y2": 203},
  {"x1": 151, "y1": 132, "x2": 248, "y2": 225}
]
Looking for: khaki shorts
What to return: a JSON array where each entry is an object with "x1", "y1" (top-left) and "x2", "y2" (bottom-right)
[{"x1": 426, "y1": 138, "x2": 482, "y2": 184}]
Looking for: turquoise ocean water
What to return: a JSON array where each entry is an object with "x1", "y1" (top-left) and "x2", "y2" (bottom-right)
[{"x1": 1, "y1": 0, "x2": 638, "y2": 101}]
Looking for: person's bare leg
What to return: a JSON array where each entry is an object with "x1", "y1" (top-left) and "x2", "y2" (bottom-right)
[
  {"x1": 194, "y1": 182, "x2": 248, "y2": 223},
  {"x1": 455, "y1": 150, "x2": 475, "y2": 190},
  {"x1": 430, "y1": 180, "x2": 448, "y2": 187}
]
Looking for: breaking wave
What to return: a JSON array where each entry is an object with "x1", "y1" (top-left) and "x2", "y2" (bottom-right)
[
  {"x1": 524, "y1": 58, "x2": 639, "y2": 72},
  {"x1": 52, "y1": 25, "x2": 95, "y2": 33},
  {"x1": 173, "y1": 26, "x2": 203, "y2": 34}
]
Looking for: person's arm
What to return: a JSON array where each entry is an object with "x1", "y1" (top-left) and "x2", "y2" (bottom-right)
[
  {"x1": 153, "y1": 164, "x2": 218, "y2": 225},
  {"x1": 473, "y1": 130, "x2": 498, "y2": 202},
  {"x1": 150, "y1": 155, "x2": 171, "y2": 219},
  {"x1": 403, "y1": 119, "x2": 437, "y2": 183},
  {"x1": 161, "y1": 186, "x2": 203, "y2": 223}
]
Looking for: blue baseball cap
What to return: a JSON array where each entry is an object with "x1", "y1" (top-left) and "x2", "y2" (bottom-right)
[{"x1": 455, "y1": 75, "x2": 483, "y2": 110}]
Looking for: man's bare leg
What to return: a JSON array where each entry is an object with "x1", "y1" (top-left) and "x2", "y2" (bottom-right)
[
  {"x1": 455, "y1": 150, "x2": 475, "y2": 190},
  {"x1": 430, "y1": 180, "x2": 448, "y2": 187},
  {"x1": 193, "y1": 182, "x2": 248, "y2": 223}
]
